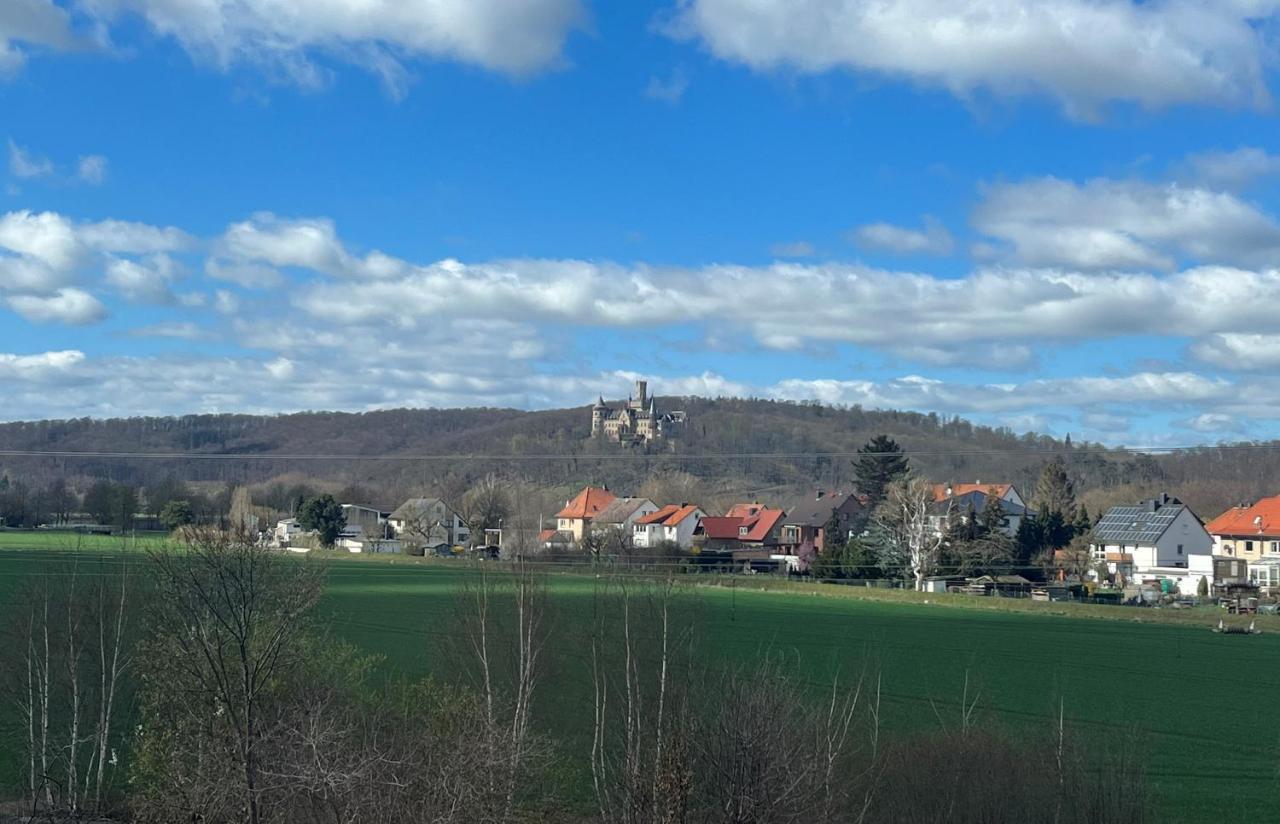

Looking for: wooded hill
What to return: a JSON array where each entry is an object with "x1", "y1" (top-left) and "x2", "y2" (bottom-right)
[{"x1": 0, "y1": 397, "x2": 1269, "y2": 518}]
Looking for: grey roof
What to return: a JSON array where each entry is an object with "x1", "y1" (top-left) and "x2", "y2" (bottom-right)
[
  {"x1": 783, "y1": 491, "x2": 860, "y2": 528},
  {"x1": 593, "y1": 497, "x2": 653, "y2": 525},
  {"x1": 1094, "y1": 496, "x2": 1188, "y2": 546},
  {"x1": 390, "y1": 497, "x2": 458, "y2": 523},
  {"x1": 927, "y1": 490, "x2": 1030, "y2": 518}
]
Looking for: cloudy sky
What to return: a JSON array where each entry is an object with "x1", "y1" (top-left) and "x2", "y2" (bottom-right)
[{"x1": 3, "y1": 1, "x2": 1280, "y2": 444}]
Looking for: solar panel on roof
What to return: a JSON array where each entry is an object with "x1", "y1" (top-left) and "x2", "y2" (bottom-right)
[{"x1": 1094, "y1": 505, "x2": 1182, "y2": 544}]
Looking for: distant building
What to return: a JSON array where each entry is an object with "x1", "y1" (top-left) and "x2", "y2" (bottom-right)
[
  {"x1": 388, "y1": 498, "x2": 470, "y2": 547},
  {"x1": 592, "y1": 497, "x2": 659, "y2": 533},
  {"x1": 553, "y1": 486, "x2": 617, "y2": 542},
  {"x1": 926, "y1": 489, "x2": 1033, "y2": 539},
  {"x1": 1205, "y1": 496, "x2": 1280, "y2": 561},
  {"x1": 932, "y1": 482, "x2": 1027, "y2": 509},
  {"x1": 633, "y1": 504, "x2": 705, "y2": 549},
  {"x1": 1091, "y1": 494, "x2": 1213, "y2": 583},
  {"x1": 340, "y1": 504, "x2": 387, "y2": 539},
  {"x1": 591, "y1": 380, "x2": 687, "y2": 444},
  {"x1": 777, "y1": 490, "x2": 867, "y2": 558}
]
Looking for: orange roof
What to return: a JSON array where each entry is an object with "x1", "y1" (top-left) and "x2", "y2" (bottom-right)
[
  {"x1": 1206, "y1": 496, "x2": 1280, "y2": 538},
  {"x1": 726, "y1": 502, "x2": 771, "y2": 518},
  {"x1": 932, "y1": 483, "x2": 1012, "y2": 503},
  {"x1": 556, "y1": 486, "x2": 617, "y2": 520},
  {"x1": 637, "y1": 504, "x2": 701, "y2": 527}
]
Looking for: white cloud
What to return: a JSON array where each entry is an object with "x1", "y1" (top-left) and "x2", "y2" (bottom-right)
[
  {"x1": 0, "y1": 349, "x2": 85, "y2": 379},
  {"x1": 0, "y1": 209, "x2": 79, "y2": 270},
  {"x1": 7, "y1": 139, "x2": 53, "y2": 178},
  {"x1": 644, "y1": 68, "x2": 688, "y2": 103},
  {"x1": 7, "y1": 287, "x2": 106, "y2": 325},
  {"x1": 77, "y1": 154, "x2": 108, "y2": 185},
  {"x1": 128, "y1": 321, "x2": 208, "y2": 340},
  {"x1": 850, "y1": 216, "x2": 953, "y2": 256},
  {"x1": 85, "y1": 0, "x2": 585, "y2": 92},
  {"x1": 1190, "y1": 333, "x2": 1280, "y2": 371},
  {"x1": 770, "y1": 240, "x2": 814, "y2": 258},
  {"x1": 666, "y1": 0, "x2": 1278, "y2": 118},
  {"x1": 0, "y1": 0, "x2": 79, "y2": 75},
  {"x1": 1180, "y1": 412, "x2": 1241, "y2": 433},
  {"x1": 79, "y1": 218, "x2": 192, "y2": 253},
  {"x1": 214, "y1": 213, "x2": 407, "y2": 279},
  {"x1": 973, "y1": 177, "x2": 1280, "y2": 269},
  {"x1": 213, "y1": 289, "x2": 241, "y2": 315},
  {"x1": 104, "y1": 254, "x2": 180, "y2": 303},
  {"x1": 204, "y1": 258, "x2": 285, "y2": 289},
  {"x1": 1181, "y1": 147, "x2": 1280, "y2": 190}
]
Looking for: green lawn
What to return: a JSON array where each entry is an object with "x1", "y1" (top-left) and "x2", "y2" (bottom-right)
[{"x1": 1, "y1": 547, "x2": 1276, "y2": 822}]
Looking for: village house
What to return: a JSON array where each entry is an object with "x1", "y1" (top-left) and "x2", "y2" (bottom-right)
[
  {"x1": 926, "y1": 488, "x2": 1032, "y2": 539},
  {"x1": 1205, "y1": 496, "x2": 1280, "y2": 562},
  {"x1": 776, "y1": 490, "x2": 866, "y2": 558},
  {"x1": 388, "y1": 497, "x2": 470, "y2": 548},
  {"x1": 539, "y1": 485, "x2": 616, "y2": 548},
  {"x1": 340, "y1": 504, "x2": 388, "y2": 539},
  {"x1": 694, "y1": 503, "x2": 788, "y2": 566},
  {"x1": 932, "y1": 482, "x2": 1027, "y2": 509},
  {"x1": 1091, "y1": 494, "x2": 1213, "y2": 586},
  {"x1": 633, "y1": 504, "x2": 705, "y2": 549},
  {"x1": 592, "y1": 497, "x2": 659, "y2": 533}
]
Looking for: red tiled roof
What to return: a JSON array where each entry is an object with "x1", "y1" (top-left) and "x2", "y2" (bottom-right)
[
  {"x1": 1206, "y1": 496, "x2": 1280, "y2": 538},
  {"x1": 638, "y1": 504, "x2": 702, "y2": 527},
  {"x1": 556, "y1": 486, "x2": 617, "y2": 520},
  {"x1": 538, "y1": 529, "x2": 557, "y2": 542},
  {"x1": 932, "y1": 483, "x2": 1012, "y2": 503},
  {"x1": 726, "y1": 502, "x2": 770, "y2": 518},
  {"x1": 698, "y1": 516, "x2": 743, "y2": 540},
  {"x1": 741, "y1": 508, "x2": 785, "y2": 542}
]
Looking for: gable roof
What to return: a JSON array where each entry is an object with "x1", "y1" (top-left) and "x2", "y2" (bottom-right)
[
  {"x1": 926, "y1": 490, "x2": 1030, "y2": 518},
  {"x1": 1206, "y1": 496, "x2": 1280, "y2": 538},
  {"x1": 389, "y1": 497, "x2": 457, "y2": 523},
  {"x1": 781, "y1": 491, "x2": 862, "y2": 528},
  {"x1": 697, "y1": 516, "x2": 743, "y2": 540},
  {"x1": 741, "y1": 508, "x2": 786, "y2": 542},
  {"x1": 593, "y1": 497, "x2": 654, "y2": 525},
  {"x1": 637, "y1": 504, "x2": 702, "y2": 527},
  {"x1": 1094, "y1": 495, "x2": 1194, "y2": 546},
  {"x1": 932, "y1": 483, "x2": 1013, "y2": 503},
  {"x1": 557, "y1": 486, "x2": 617, "y2": 520}
]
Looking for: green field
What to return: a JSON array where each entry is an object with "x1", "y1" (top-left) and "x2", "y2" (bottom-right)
[{"x1": 1, "y1": 547, "x2": 1276, "y2": 822}]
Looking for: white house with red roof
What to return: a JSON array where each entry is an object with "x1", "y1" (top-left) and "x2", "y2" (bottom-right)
[
  {"x1": 547, "y1": 485, "x2": 616, "y2": 543},
  {"x1": 633, "y1": 504, "x2": 705, "y2": 549},
  {"x1": 1206, "y1": 496, "x2": 1280, "y2": 562}
]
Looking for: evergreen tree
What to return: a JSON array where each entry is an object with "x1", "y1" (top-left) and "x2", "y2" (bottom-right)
[
  {"x1": 978, "y1": 494, "x2": 1007, "y2": 536},
  {"x1": 298, "y1": 494, "x2": 347, "y2": 548},
  {"x1": 1074, "y1": 504, "x2": 1092, "y2": 536},
  {"x1": 853, "y1": 435, "x2": 909, "y2": 506},
  {"x1": 1032, "y1": 457, "x2": 1076, "y2": 521},
  {"x1": 160, "y1": 500, "x2": 195, "y2": 531}
]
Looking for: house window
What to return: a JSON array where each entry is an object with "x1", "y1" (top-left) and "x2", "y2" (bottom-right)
[
  {"x1": 1246, "y1": 541, "x2": 1255, "y2": 554},
  {"x1": 1272, "y1": 542, "x2": 1280, "y2": 554},
  {"x1": 1177, "y1": 545, "x2": 1183, "y2": 555},
  {"x1": 739, "y1": 526, "x2": 748, "y2": 536}
]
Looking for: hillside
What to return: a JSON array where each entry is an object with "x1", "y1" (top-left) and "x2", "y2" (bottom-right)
[{"x1": 0, "y1": 396, "x2": 1274, "y2": 518}]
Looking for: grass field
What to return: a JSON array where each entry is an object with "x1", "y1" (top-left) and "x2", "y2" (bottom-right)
[{"x1": 1, "y1": 547, "x2": 1276, "y2": 822}]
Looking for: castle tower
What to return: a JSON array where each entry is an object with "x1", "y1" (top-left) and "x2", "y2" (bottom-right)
[
  {"x1": 591, "y1": 395, "x2": 607, "y2": 436},
  {"x1": 634, "y1": 380, "x2": 648, "y2": 410}
]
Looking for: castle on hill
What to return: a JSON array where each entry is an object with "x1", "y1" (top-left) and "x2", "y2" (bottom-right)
[{"x1": 591, "y1": 380, "x2": 687, "y2": 444}]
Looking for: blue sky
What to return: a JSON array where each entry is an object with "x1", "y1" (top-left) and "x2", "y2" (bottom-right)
[{"x1": 3, "y1": 0, "x2": 1280, "y2": 446}]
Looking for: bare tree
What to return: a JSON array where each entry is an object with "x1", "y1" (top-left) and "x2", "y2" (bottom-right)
[
  {"x1": 873, "y1": 477, "x2": 945, "y2": 590},
  {"x1": 456, "y1": 558, "x2": 549, "y2": 822},
  {"x1": 462, "y1": 473, "x2": 512, "y2": 547},
  {"x1": 2, "y1": 553, "x2": 135, "y2": 817},
  {"x1": 136, "y1": 528, "x2": 324, "y2": 824}
]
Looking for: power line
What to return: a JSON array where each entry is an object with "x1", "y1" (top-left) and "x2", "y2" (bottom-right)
[{"x1": 0, "y1": 441, "x2": 1274, "y2": 462}]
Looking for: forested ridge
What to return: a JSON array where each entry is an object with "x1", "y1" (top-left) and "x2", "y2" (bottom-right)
[{"x1": 0, "y1": 397, "x2": 1271, "y2": 518}]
